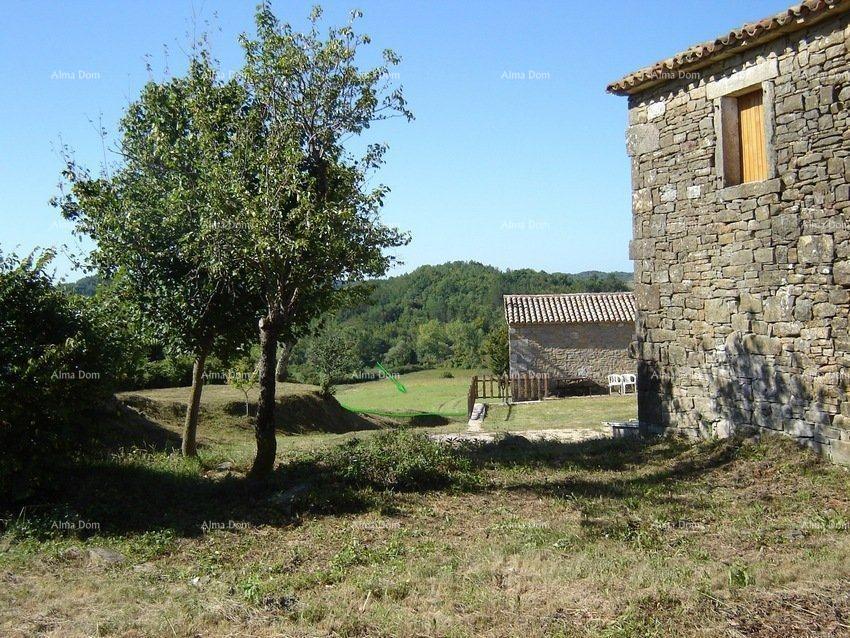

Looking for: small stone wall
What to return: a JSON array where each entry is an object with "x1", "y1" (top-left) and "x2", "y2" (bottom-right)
[
  {"x1": 508, "y1": 322, "x2": 634, "y2": 389},
  {"x1": 623, "y1": 13, "x2": 850, "y2": 462}
]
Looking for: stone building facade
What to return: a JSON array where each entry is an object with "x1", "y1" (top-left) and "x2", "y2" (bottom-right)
[
  {"x1": 504, "y1": 293, "x2": 635, "y2": 391},
  {"x1": 608, "y1": 0, "x2": 850, "y2": 461}
]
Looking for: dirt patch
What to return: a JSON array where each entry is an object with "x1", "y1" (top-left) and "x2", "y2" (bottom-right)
[{"x1": 718, "y1": 584, "x2": 850, "y2": 637}]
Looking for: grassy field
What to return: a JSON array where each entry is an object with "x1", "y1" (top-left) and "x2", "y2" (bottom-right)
[
  {"x1": 3, "y1": 400, "x2": 850, "y2": 637},
  {"x1": 486, "y1": 394, "x2": 637, "y2": 432},
  {"x1": 335, "y1": 368, "x2": 486, "y2": 417}
]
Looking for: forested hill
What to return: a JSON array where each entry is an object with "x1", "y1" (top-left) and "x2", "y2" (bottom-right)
[
  {"x1": 339, "y1": 262, "x2": 631, "y2": 328},
  {"x1": 323, "y1": 261, "x2": 632, "y2": 369}
]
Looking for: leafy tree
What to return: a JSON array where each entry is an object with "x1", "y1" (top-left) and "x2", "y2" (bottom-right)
[
  {"x1": 305, "y1": 326, "x2": 358, "y2": 396},
  {"x1": 228, "y1": 357, "x2": 259, "y2": 416},
  {"x1": 55, "y1": 51, "x2": 261, "y2": 457},
  {"x1": 329, "y1": 261, "x2": 631, "y2": 371},
  {"x1": 446, "y1": 319, "x2": 485, "y2": 368},
  {"x1": 236, "y1": 5, "x2": 412, "y2": 479},
  {"x1": 483, "y1": 323, "x2": 510, "y2": 376},
  {"x1": 58, "y1": 262, "x2": 632, "y2": 376},
  {"x1": 384, "y1": 337, "x2": 417, "y2": 368},
  {"x1": 415, "y1": 320, "x2": 452, "y2": 366}
]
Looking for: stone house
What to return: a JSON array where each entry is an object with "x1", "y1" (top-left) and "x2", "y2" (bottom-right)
[
  {"x1": 607, "y1": 0, "x2": 850, "y2": 461},
  {"x1": 504, "y1": 292, "x2": 635, "y2": 392}
]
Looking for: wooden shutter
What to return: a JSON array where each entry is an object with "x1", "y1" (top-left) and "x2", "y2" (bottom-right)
[{"x1": 737, "y1": 89, "x2": 767, "y2": 183}]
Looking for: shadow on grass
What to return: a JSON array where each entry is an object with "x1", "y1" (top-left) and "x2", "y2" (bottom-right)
[
  {"x1": 14, "y1": 455, "x2": 374, "y2": 540},
  {"x1": 6, "y1": 413, "x2": 740, "y2": 540},
  {"x1": 405, "y1": 414, "x2": 451, "y2": 427},
  {"x1": 89, "y1": 403, "x2": 183, "y2": 455},
  {"x1": 466, "y1": 435, "x2": 691, "y2": 471},
  {"x1": 459, "y1": 434, "x2": 740, "y2": 503}
]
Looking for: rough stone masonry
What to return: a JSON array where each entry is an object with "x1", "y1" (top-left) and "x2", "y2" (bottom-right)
[{"x1": 607, "y1": 1, "x2": 850, "y2": 463}]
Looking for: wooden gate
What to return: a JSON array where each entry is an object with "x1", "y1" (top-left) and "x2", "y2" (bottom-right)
[
  {"x1": 467, "y1": 373, "x2": 549, "y2": 417},
  {"x1": 508, "y1": 373, "x2": 549, "y2": 402}
]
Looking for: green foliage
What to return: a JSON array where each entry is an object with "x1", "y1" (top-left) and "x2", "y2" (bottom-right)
[
  {"x1": 728, "y1": 563, "x2": 755, "y2": 589},
  {"x1": 302, "y1": 325, "x2": 358, "y2": 396},
  {"x1": 482, "y1": 323, "x2": 510, "y2": 376},
  {"x1": 55, "y1": 50, "x2": 260, "y2": 362},
  {"x1": 330, "y1": 261, "x2": 631, "y2": 371},
  {"x1": 228, "y1": 356, "x2": 259, "y2": 415},
  {"x1": 57, "y1": 261, "x2": 631, "y2": 381},
  {"x1": 415, "y1": 320, "x2": 452, "y2": 366},
  {"x1": 133, "y1": 357, "x2": 195, "y2": 389},
  {"x1": 383, "y1": 337, "x2": 417, "y2": 369},
  {"x1": 317, "y1": 429, "x2": 478, "y2": 491},
  {"x1": 58, "y1": 274, "x2": 99, "y2": 297},
  {"x1": 233, "y1": 4, "x2": 412, "y2": 338},
  {"x1": 0, "y1": 251, "x2": 126, "y2": 500}
]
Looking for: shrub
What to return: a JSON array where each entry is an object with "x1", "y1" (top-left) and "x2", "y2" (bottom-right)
[
  {"x1": 136, "y1": 357, "x2": 195, "y2": 389},
  {"x1": 0, "y1": 251, "x2": 124, "y2": 501},
  {"x1": 317, "y1": 429, "x2": 478, "y2": 491}
]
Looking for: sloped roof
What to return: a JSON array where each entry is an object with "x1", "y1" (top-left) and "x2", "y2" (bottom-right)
[
  {"x1": 607, "y1": 0, "x2": 850, "y2": 96},
  {"x1": 504, "y1": 292, "x2": 636, "y2": 325}
]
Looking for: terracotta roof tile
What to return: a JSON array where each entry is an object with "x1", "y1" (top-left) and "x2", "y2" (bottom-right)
[
  {"x1": 504, "y1": 292, "x2": 636, "y2": 325},
  {"x1": 607, "y1": 0, "x2": 850, "y2": 96}
]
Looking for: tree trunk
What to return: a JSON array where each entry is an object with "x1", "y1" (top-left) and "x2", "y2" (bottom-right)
[
  {"x1": 249, "y1": 316, "x2": 279, "y2": 480},
  {"x1": 181, "y1": 349, "x2": 209, "y2": 457},
  {"x1": 275, "y1": 341, "x2": 292, "y2": 382}
]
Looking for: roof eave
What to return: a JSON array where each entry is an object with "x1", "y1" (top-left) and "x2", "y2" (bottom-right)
[{"x1": 607, "y1": 1, "x2": 850, "y2": 97}]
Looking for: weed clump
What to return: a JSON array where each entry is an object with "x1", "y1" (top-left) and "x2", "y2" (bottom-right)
[{"x1": 317, "y1": 429, "x2": 478, "y2": 491}]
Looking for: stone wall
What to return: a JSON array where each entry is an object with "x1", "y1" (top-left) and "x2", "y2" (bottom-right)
[
  {"x1": 508, "y1": 322, "x2": 634, "y2": 388},
  {"x1": 624, "y1": 13, "x2": 850, "y2": 462}
]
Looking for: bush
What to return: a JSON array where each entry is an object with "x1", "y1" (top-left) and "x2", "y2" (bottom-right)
[
  {"x1": 135, "y1": 357, "x2": 195, "y2": 389},
  {"x1": 0, "y1": 252, "x2": 124, "y2": 501},
  {"x1": 482, "y1": 324, "x2": 509, "y2": 376},
  {"x1": 317, "y1": 429, "x2": 478, "y2": 491}
]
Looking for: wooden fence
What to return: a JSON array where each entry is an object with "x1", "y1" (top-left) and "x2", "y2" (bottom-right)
[{"x1": 467, "y1": 373, "x2": 550, "y2": 417}]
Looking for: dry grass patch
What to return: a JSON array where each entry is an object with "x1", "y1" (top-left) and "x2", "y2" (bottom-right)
[{"x1": 3, "y1": 414, "x2": 850, "y2": 637}]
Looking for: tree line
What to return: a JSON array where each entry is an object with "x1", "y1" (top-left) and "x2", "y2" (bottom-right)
[{"x1": 59, "y1": 262, "x2": 632, "y2": 386}]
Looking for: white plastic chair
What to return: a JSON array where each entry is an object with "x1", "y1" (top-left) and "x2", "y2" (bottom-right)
[
  {"x1": 608, "y1": 374, "x2": 623, "y2": 395},
  {"x1": 622, "y1": 373, "x2": 636, "y2": 394}
]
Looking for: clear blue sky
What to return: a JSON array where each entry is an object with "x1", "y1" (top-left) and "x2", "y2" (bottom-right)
[{"x1": 0, "y1": 0, "x2": 793, "y2": 282}]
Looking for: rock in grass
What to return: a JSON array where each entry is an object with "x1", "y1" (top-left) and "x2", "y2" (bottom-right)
[
  {"x1": 267, "y1": 482, "x2": 312, "y2": 514},
  {"x1": 132, "y1": 562, "x2": 158, "y2": 575},
  {"x1": 87, "y1": 547, "x2": 126, "y2": 566},
  {"x1": 59, "y1": 546, "x2": 85, "y2": 562}
]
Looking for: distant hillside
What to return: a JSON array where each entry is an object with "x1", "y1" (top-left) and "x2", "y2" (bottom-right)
[
  {"x1": 295, "y1": 261, "x2": 633, "y2": 371},
  {"x1": 58, "y1": 275, "x2": 99, "y2": 297}
]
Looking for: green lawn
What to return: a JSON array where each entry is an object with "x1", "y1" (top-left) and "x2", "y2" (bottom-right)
[
  {"x1": 334, "y1": 368, "x2": 486, "y2": 417},
  {"x1": 484, "y1": 394, "x2": 637, "y2": 432}
]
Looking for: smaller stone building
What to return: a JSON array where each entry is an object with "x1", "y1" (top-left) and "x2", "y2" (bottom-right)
[{"x1": 504, "y1": 292, "x2": 636, "y2": 392}]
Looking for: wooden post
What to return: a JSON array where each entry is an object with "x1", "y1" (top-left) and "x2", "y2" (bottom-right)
[{"x1": 468, "y1": 375, "x2": 478, "y2": 419}]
